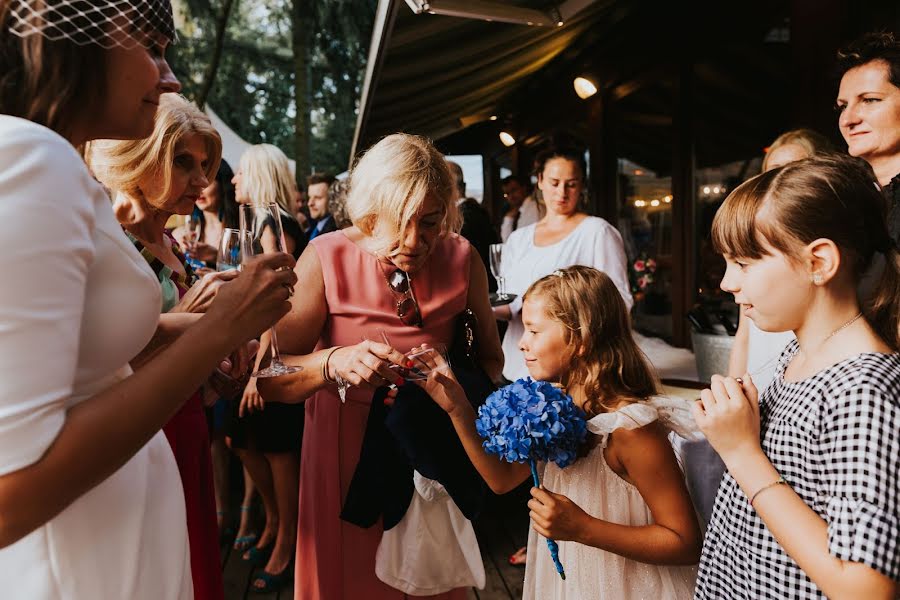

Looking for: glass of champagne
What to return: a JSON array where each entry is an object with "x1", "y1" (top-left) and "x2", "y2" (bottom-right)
[
  {"x1": 239, "y1": 203, "x2": 301, "y2": 378},
  {"x1": 489, "y1": 243, "x2": 506, "y2": 299},
  {"x1": 183, "y1": 212, "x2": 205, "y2": 270},
  {"x1": 216, "y1": 228, "x2": 247, "y2": 272}
]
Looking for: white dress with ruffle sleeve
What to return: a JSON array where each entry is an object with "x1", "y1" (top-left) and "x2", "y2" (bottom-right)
[{"x1": 523, "y1": 397, "x2": 699, "y2": 600}]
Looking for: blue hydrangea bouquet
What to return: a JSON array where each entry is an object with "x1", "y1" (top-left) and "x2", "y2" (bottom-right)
[{"x1": 475, "y1": 378, "x2": 588, "y2": 580}]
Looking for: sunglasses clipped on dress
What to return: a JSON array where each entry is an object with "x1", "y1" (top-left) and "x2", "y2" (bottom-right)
[{"x1": 383, "y1": 266, "x2": 423, "y2": 328}]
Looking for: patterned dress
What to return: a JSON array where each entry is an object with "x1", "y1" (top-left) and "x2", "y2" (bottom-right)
[
  {"x1": 127, "y1": 231, "x2": 225, "y2": 600},
  {"x1": 695, "y1": 339, "x2": 900, "y2": 599}
]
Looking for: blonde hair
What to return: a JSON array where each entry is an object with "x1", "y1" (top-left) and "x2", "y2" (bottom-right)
[
  {"x1": 524, "y1": 266, "x2": 659, "y2": 418},
  {"x1": 347, "y1": 134, "x2": 460, "y2": 256},
  {"x1": 86, "y1": 94, "x2": 221, "y2": 202},
  {"x1": 712, "y1": 154, "x2": 900, "y2": 350},
  {"x1": 762, "y1": 128, "x2": 833, "y2": 172},
  {"x1": 238, "y1": 144, "x2": 297, "y2": 216}
]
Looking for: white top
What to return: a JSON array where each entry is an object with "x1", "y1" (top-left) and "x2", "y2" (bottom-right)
[
  {"x1": 746, "y1": 320, "x2": 794, "y2": 392},
  {"x1": 500, "y1": 196, "x2": 543, "y2": 242},
  {"x1": 523, "y1": 398, "x2": 698, "y2": 600},
  {"x1": 500, "y1": 216, "x2": 633, "y2": 381},
  {"x1": 0, "y1": 117, "x2": 192, "y2": 599}
]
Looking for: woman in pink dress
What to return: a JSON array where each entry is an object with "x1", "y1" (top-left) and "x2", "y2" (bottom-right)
[{"x1": 260, "y1": 133, "x2": 503, "y2": 599}]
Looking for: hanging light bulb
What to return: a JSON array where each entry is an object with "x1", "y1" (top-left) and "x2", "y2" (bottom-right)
[
  {"x1": 499, "y1": 131, "x2": 516, "y2": 147},
  {"x1": 573, "y1": 77, "x2": 598, "y2": 100}
]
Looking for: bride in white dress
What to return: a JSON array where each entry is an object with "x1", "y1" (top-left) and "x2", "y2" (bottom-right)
[{"x1": 419, "y1": 266, "x2": 701, "y2": 600}]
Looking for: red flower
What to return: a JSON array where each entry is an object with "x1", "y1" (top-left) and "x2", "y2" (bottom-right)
[{"x1": 634, "y1": 260, "x2": 645, "y2": 272}]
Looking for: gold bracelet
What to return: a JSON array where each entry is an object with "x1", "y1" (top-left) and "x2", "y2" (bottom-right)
[
  {"x1": 749, "y1": 476, "x2": 786, "y2": 508},
  {"x1": 321, "y1": 346, "x2": 343, "y2": 384}
]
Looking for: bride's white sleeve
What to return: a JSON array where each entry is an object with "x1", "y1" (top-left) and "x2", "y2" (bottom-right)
[{"x1": 0, "y1": 125, "x2": 96, "y2": 476}]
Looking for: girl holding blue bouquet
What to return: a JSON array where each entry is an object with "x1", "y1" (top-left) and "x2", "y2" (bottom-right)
[{"x1": 419, "y1": 265, "x2": 700, "y2": 599}]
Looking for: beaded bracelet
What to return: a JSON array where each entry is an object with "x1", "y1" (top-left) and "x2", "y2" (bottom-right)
[
  {"x1": 749, "y1": 476, "x2": 786, "y2": 508},
  {"x1": 321, "y1": 346, "x2": 343, "y2": 384}
]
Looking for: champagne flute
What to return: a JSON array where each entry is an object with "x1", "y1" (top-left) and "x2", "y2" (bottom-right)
[
  {"x1": 216, "y1": 228, "x2": 247, "y2": 272},
  {"x1": 239, "y1": 203, "x2": 301, "y2": 378},
  {"x1": 489, "y1": 243, "x2": 506, "y2": 299},
  {"x1": 183, "y1": 212, "x2": 206, "y2": 270}
]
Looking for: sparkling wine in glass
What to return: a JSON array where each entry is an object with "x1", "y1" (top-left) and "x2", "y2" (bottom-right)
[
  {"x1": 239, "y1": 203, "x2": 301, "y2": 378},
  {"x1": 183, "y1": 213, "x2": 206, "y2": 270},
  {"x1": 489, "y1": 243, "x2": 506, "y2": 299},
  {"x1": 216, "y1": 228, "x2": 247, "y2": 272}
]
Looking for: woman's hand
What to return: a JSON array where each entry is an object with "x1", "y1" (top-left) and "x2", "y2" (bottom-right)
[
  {"x1": 240, "y1": 377, "x2": 264, "y2": 417},
  {"x1": 173, "y1": 269, "x2": 238, "y2": 314},
  {"x1": 528, "y1": 487, "x2": 590, "y2": 543},
  {"x1": 328, "y1": 340, "x2": 407, "y2": 390},
  {"x1": 412, "y1": 346, "x2": 470, "y2": 416},
  {"x1": 692, "y1": 373, "x2": 761, "y2": 462},
  {"x1": 204, "y1": 253, "x2": 297, "y2": 346}
]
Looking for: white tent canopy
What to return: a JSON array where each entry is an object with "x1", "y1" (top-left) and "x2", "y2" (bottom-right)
[{"x1": 205, "y1": 105, "x2": 297, "y2": 175}]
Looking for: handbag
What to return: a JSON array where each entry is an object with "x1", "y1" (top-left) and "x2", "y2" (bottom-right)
[{"x1": 339, "y1": 308, "x2": 497, "y2": 530}]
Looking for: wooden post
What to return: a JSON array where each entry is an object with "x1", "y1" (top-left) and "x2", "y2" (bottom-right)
[
  {"x1": 482, "y1": 154, "x2": 498, "y2": 219},
  {"x1": 671, "y1": 59, "x2": 696, "y2": 348},
  {"x1": 588, "y1": 91, "x2": 619, "y2": 220}
]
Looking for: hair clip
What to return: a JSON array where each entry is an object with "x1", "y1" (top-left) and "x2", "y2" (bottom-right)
[{"x1": 551, "y1": 269, "x2": 565, "y2": 278}]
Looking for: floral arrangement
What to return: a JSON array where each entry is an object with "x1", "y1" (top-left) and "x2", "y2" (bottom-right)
[
  {"x1": 475, "y1": 378, "x2": 588, "y2": 580},
  {"x1": 630, "y1": 251, "x2": 658, "y2": 293}
]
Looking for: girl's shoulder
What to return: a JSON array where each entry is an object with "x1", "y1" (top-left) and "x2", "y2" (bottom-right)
[{"x1": 586, "y1": 396, "x2": 700, "y2": 440}]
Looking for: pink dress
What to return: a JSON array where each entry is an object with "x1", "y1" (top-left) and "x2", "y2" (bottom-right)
[{"x1": 295, "y1": 231, "x2": 472, "y2": 600}]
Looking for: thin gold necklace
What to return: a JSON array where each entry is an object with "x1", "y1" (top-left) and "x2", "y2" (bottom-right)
[{"x1": 823, "y1": 312, "x2": 864, "y2": 342}]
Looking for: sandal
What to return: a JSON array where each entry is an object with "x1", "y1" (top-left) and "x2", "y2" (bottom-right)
[
  {"x1": 251, "y1": 561, "x2": 293, "y2": 594},
  {"x1": 233, "y1": 533, "x2": 258, "y2": 552},
  {"x1": 233, "y1": 505, "x2": 257, "y2": 551},
  {"x1": 508, "y1": 546, "x2": 527, "y2": 566}
]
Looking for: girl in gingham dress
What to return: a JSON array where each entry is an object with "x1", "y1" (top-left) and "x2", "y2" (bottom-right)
[{"x1": 693, "y1": 154, "x2": 900, "y2": 599}]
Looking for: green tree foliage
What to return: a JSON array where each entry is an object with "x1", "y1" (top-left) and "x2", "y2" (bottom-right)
[{"x1": 170, "y1": 0, "x2": 375, "y2": 176}]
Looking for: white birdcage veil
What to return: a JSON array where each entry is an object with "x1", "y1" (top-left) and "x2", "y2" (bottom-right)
[{"x1": 6, "y1": 0, "x2": 176, "y2": 49}]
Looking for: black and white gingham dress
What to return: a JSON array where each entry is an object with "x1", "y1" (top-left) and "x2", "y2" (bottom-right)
[{"x1": 695, "y1": 339, "x2": 900, "y2": 599}]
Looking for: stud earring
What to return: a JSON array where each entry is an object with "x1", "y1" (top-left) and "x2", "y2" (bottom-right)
[{"x1": 812, "y1": 272, "x2": 824, "y2": 285}]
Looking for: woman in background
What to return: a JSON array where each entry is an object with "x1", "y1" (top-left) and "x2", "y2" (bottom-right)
[
  {"x1": 226, "y1": 142, "x2": 308, "y2": 591},
  {"x1": 87, "y1": 93, "x2": 228, "y2": 600}
]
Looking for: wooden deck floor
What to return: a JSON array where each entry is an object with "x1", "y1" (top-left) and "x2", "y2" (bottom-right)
[{"x1": 221, "y1": 484, "x2": 531, "y2": 600}]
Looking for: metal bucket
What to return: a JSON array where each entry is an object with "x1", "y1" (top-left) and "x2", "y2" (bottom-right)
[{"x1": 691, "y1": 331, "x2": 735, "y2": 383}]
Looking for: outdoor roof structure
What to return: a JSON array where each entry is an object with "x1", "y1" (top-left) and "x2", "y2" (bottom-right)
[{"x1": 351, "y1": 0, "x2": 831, "y2": 174}]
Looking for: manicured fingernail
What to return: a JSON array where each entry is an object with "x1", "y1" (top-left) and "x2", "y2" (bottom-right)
[
  {"x1": 395, "y1": 377, "x2": 405, "y2": 387},
  {"x1": 406, "y1": 360, "x2": 414, "y2": 368}
]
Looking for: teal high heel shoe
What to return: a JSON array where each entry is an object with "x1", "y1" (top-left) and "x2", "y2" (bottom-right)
[
  {"x1": 242, "y1": 543, "x2": 273, "y2": 566},
  {"x1": 251, "y1": 560, "x2": 294, "y2": 594}
]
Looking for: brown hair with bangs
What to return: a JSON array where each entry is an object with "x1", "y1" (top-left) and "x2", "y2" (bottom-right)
[
  {"x1": 712, "y1": 153, "x2": 900, "y2": 349},
  {"x1": 0, "y1": 0, "x2": 106, "y2": 140},
  {"x1": 524, "y1": 265, "x2": 659, "y2": 418}
]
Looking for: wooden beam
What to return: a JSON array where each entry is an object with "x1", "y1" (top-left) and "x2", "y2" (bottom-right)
[{"x1": 670, "y1": 58, "x2": 696, "y2": 348}]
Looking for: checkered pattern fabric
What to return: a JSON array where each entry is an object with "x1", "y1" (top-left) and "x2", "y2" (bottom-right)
[
  {"x1": 7, "y1": 0, "x2": 175, "y2": 49},
  {"x1": 695, "y1": 339, "x2": 900, "y2": 599}
]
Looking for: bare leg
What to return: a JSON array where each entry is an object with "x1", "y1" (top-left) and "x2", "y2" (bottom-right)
[
  {"x1": 210, "y1": 428, "x2": 229, "y2": 533},
  {"x1": 231, "y1": 446, "x2": 278, "y2": 554},
  {"x1": 254, "y1": 451, "x2": 298, "y2": 586}
]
